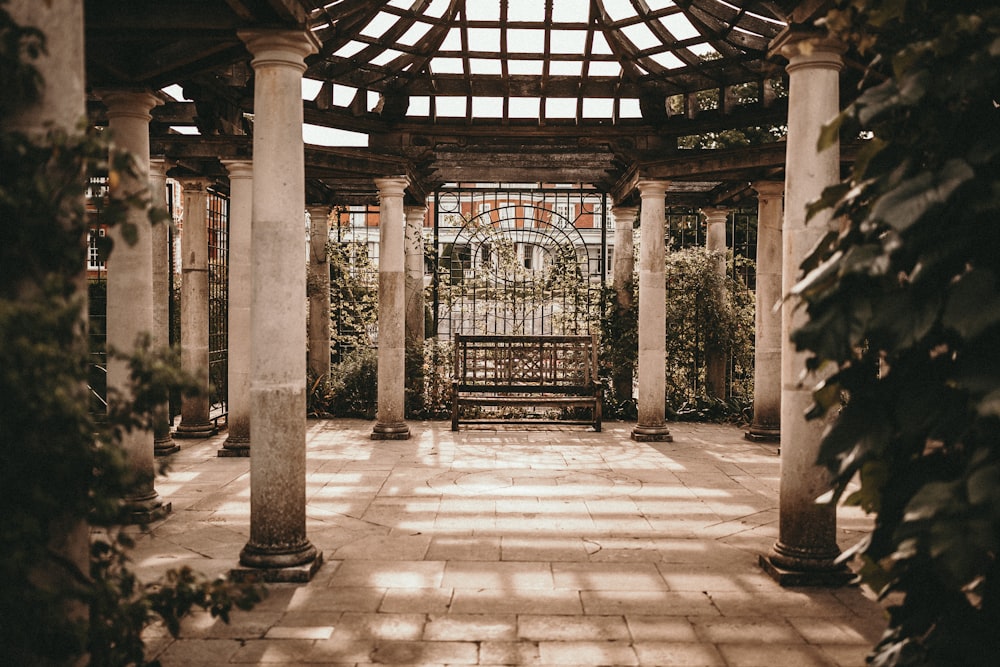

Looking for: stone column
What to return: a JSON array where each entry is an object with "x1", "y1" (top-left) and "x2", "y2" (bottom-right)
[
  {"x1": 307, "y1": 205, "x2": 331, "y2": 382},
  {"x1": 611, "y1": 205, "x2": 637, "y2": 405},
  {"x1": 404, "y1": 205, "x2": 427, "y2": 415},
  {"x1": 149, "y1": 158, "x2": 179, "y2": 455},
  {"x1": 760, "y1": 32, "x2": 850, "y2": 585},
  {"x1": 631, "y1": 181, "x2": 672, "y2": 442},
  {"x1": 8, "y1": 2, "x2": 90, "y2": 644},
  {"x1": 173, "y1": 178, "x2": 215, "y2": 439},
  {"x1": 702, "y1": 206, "x2": 729, "y2": 399},
  {"x1": 745, "y1": 182, "x2": 784, "y2": 442},
  {"x1": 234, "y1": 29, "x2": 321, "y2": 580},
  {"x1": 103, "y1": 89, "x2": 170, "y2": 522},
  {"x1": 219, "y1": 160, "x2": 253, "y2": 456},
  {"x1": 404, "y1": 205, "x2": 427, "y2": 346},
  {"x1": 372, "y1": 177, "x2": 411, "y2": 440}
]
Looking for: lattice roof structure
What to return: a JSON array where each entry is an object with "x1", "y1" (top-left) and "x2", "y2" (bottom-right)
[{"x1": 84, "y1": 0, "x2": 846, "y2": 205}]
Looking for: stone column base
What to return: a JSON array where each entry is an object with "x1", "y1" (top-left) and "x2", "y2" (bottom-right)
[
  {"x1": 371, "y1": 422, "x2": 411, "y2": 440},
  {"x1": 235, "y1": 542, "x2": 323, "y2": 583},
  {"x1": 231, "y1": 550, "x2": 324, "y2": 583},
  {"x1": 758, "y1": 553, "x2": 854, "y2": 587},
  {"x1": 631, "y1": 424, "x2": 673, "y2": 442},
  {"x1": 154, "y1": 436, "x2": 180, "y2": 456},
  {"x1": 123, "y1": 494, "x2": 171, "y2": 525},
  {"x1": 218, "y1": 436, "x2": 250, "y2": 457},
  {"x1": 745, "y1": 426, "x2": 780, "y2": 443},
  {"x1": 174, "y1": 421, "x2": 217, "y2": 439}
]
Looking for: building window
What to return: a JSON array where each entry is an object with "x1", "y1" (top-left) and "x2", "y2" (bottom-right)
[{"x1": 87, "y1": 228, "x2": 106, "y2": 271}]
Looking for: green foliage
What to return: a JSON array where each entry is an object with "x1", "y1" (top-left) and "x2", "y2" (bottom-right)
[
  {"x1": 1, "y1": 7, "x2": 261, "y2": 663},
  {"x1": 598, "y1": 247, "x2": 755, "y2": 422},
  {"x1": 796, "y1": 2, "x2": 1000, "y2": 664},
  {"x1": 664, "y1": 248, "x2": 755, "y2": 420},
  {"x1": 88, "y1": 530, "x2": 263, "y2": 667},
  {"x1": 407, "y1": 338, "x2": 455, "y2": 420},
  {"x1": 310, "y1": 338, "x2": 457, "y2": 421},
  {"x1": 310, "y1": 347, "x2": 379, "y2": 419},
  {"x1": 676, "y1": 79, "x2": 788, "y2": 149},
  {"x1": 599, "y1": 284, "x2": 639, "y2": 419},
  {"x1": 328, "y1": 239, "x2": 377, "y2": 361}
]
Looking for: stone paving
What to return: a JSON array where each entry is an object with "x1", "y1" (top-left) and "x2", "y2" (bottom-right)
[{"x1": 132, "y1": 419, "x2": 886, "y2": 666}]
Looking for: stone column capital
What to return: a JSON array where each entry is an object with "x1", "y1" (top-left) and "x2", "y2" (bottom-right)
[
  {"x1": 636, "y1": 180, "x2": 667, "y2": 200},
  {"x1": 752, "y1": 181, "x2": 785, "y2": 199},
  {"x1": 149, "y1": 157, "x2": 173, "y2": 177},
  {"x1": 238, "y1": 30, "x2": 319, "y2": 71},
  {"x1": 376, "y1": 177, "x2": 409, "y2": 200},
  {"x1": 100, "y1": 89, "x2": 162, "y2": 121},
  {"x1": 177, "y1": 177, "x2": 212, "y2": 192},
  {"x1": 307, "y1": 204, "x2": 331, "y2": 219},
  {"x1": 404, "y1": 205, "x2": 427, "y2": 221},
  {"x1": 770, "y1": 30, "x2": 845, "y2": 73},
  {"x1": 700, "y1": 207, "x2": 729, "y2": 224},
  {"x1": 222, "y1": 159, "x2": 254, "y2": 179},
  {"x1": 611, "y1": 206, "x2": 638, "y2": 224}
]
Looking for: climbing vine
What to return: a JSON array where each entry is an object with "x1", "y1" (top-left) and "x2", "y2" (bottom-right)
[
  {"x1": 0, "y1": 4, "x2": 260, "y2": 664},
  {"x1": 795, "y1": 1, "x2": 1000, "y2": 664}
]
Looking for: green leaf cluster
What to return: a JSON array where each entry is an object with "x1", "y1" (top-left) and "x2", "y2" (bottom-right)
[
  {"x1": 797, "y1": 2, "x2": 1000, "y2": 664},
  {"x1": 1, "y1": 5, "x2": 262, "y2": 663},
  {"x1": 599, "y1": 246, "x2": 755, "y2": 421},
  {"x1": 664, "y1": 247, "x2": 755, "y2": 418}
]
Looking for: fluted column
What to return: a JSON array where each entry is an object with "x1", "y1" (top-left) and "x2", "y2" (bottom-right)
[
  {"x1": 372, "y1": 177, "x2": 411, "y2": 440},
  {"x1": 234, "y1": 29, "x2": 321, "y2": 580},
  {"x1": 103, "y1": 89, "x2": 170, "y2": 522},
  {"x1": 702, "y1": 206, "x2": 729, "y2": 399},
  {"x1": 149, "y1": 158, "x2": 179, "y2": 455},
  {"x1": 746, "y1": 182, "x2": 784, "y2": 442},
  {"x1": 611, "y1": 205, "x2": 637, "y2": 406},
  {"x1": 307, "y1": 205, "x2": 331, "y2": 382},
  {"x1": 174, "y1": 178, "x2": 215, "y2": 439},
  {"x1": 631, "y1": 181, "x2": 672, "y2": 442},
  {"x1": 760, "y1": 32, "x2": 850, "y2": 585},
  {"x1": 219, "y1": 160, "x2": 253, "y2": 456}
]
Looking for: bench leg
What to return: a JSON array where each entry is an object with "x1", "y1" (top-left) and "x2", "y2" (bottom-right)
[
  {"x1": 451, "y1": 398, "x2": 459, "y2": 431},
  {"x1": 594, "y1": 398, "x2": 602, "y2": 432}
]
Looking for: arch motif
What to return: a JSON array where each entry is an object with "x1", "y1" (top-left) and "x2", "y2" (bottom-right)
[{"x1": 439, "y1": 201, "x2": 596, "y2": 336}]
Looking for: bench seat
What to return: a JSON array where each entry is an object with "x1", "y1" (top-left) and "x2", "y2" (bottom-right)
[{"x1": 451, "y1": 334, "x2": 602, "y2": 431}]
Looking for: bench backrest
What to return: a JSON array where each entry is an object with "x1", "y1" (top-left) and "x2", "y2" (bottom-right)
[{"x1": 454, "y1": 334, "x2": 598, "y2": 391}]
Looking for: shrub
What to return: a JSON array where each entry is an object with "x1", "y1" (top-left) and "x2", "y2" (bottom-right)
[{"x1": 795, "y1": 2, "x2": 1000, "y2": 664}]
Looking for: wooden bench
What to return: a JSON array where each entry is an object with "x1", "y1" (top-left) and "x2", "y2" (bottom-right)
[{"x1": 451, "y1": 334, "x2": 602, "y2": 431}]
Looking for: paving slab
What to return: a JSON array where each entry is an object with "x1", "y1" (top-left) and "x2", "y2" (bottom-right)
[{"x1": 139, "y1": 419, "x2": 887, "y2": 666}]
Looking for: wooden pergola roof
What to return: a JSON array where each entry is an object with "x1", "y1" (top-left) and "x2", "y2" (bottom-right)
[{"x1": 84, "y1": 0, "x2": 843, "y2": 206}]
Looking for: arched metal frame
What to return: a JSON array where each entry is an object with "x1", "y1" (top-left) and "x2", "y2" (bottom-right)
[{"x1": 434, "y1": 186, "x2": 608, "y2": 337}]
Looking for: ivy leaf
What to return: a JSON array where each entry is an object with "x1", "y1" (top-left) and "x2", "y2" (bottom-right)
[
  {"x1": 903, "y1": 480, "x2": 960, "y2": 523},
  {"x1": 806, "y1": 183, "x2": 851, "y2": 222},
  {"x1": 869, "y1": 284, "x2": 942, "y2": 352},
  {"x1": 870, "y1": 159, "x2": 974, "y2": 232},
  {"x1": 851, "y1": 137, "x2": 887, "y2": 181},
  {"x1": 977, "y1": 388, "x2": 1000, "y2": 418},
  {"x1": 844, "y1": 460, "x2": 891, "y2": 513},
  {"x1": 967, "y1": 462, "x2": 1000, "y2": 510},
  {"x1": 943, "y1": 268, "x2": 1000, "y2": 340},
  {"x1": 818, "y1": 111, "x2": 846, "y2": 152}
]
